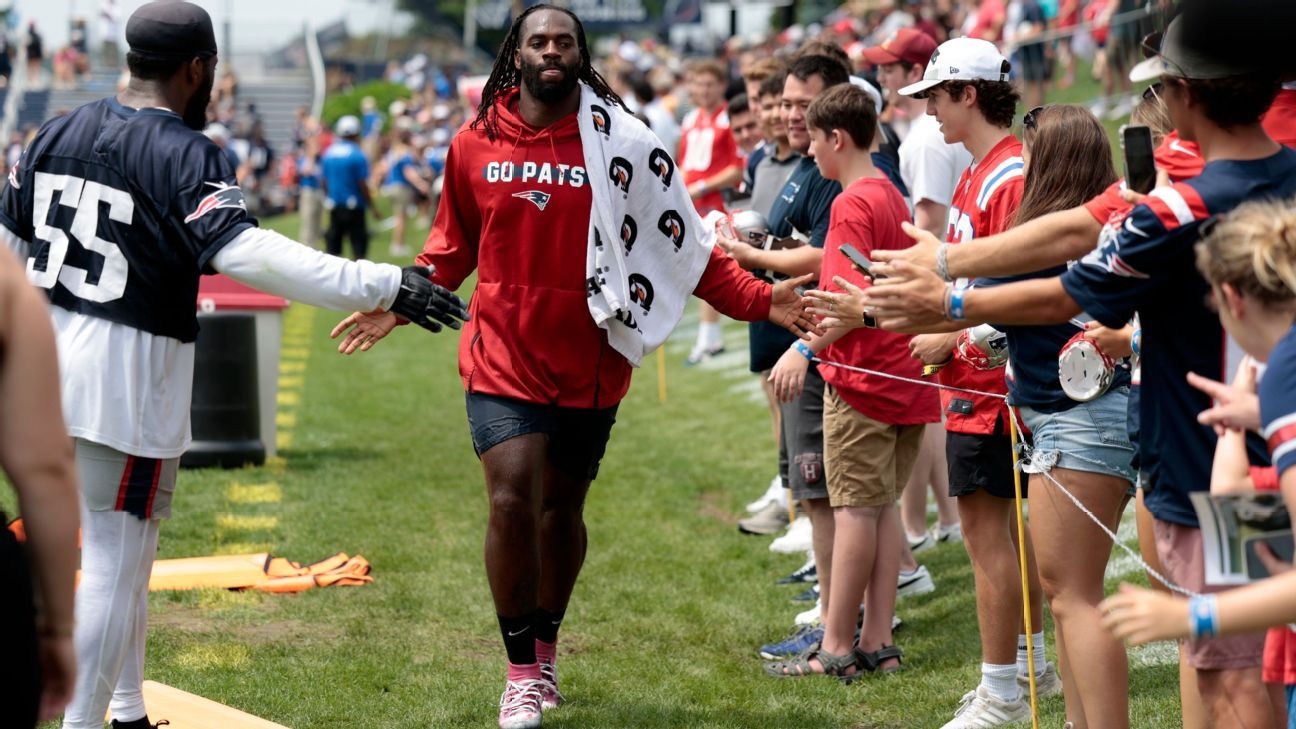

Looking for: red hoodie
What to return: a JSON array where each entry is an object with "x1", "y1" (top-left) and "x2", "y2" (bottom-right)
[{"x1": 418, "y1": 89, "x2": 771, "y2": 409}]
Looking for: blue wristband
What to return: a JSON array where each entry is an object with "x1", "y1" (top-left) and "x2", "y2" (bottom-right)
[
  {"x1": 793, "y1": 341, "x2": 814, "y2": 361},
  {"x1": 949, "y1": 286, "x2": 968, "y2": 322},
  {"x1": 1189, "y1": 594, "x2": 1219, "y2": 640},
  {"x1": 1131, "y1": 328, "x2": 1142, "y2": 357}
]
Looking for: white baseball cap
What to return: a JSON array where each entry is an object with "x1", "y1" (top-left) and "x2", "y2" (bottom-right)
[
  {"x1": 849, "y1": 76, "x2": 884, "y2": 116},
  {"x1": 336, "y1": 115, "x2": 361, "y2": 137},
  {"x1": 899, "y1": 37, "x2": 1010, "y2": 98}
]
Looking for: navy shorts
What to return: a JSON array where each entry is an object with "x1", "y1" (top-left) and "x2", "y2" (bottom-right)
[{"x1": 465, "y1": 393, "x2": 618, "y2": 481}]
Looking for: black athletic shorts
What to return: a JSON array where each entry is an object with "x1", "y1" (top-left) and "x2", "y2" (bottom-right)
[
  {"x1": 465, "y1": 393, "x2": 618, "y2": 481},
  {"x1": 0, "y1": 512, "x2": 40, "y2": 728},
  {"x1": 946, "y1": 431, "x2": 1029, "y2": 500}
]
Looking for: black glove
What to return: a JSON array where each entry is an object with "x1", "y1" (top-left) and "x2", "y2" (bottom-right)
[{"x1": 390, "y1": 265, "x2": 470, "y2": 333}]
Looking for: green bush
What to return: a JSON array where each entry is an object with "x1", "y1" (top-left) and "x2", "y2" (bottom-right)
[{"x1": 321, "y1": 80, "x2": 412, "y2": 128}]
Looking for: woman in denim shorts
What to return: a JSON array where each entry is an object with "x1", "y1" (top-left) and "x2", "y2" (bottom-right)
[{"x1": 979, "y1": 105, "x2": 1136, "y2": 726}]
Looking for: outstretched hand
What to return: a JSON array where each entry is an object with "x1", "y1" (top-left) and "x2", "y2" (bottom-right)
[
  {"x1": 869, "y1": 221, "x2": 941, "y2": 272},
  {"x1": 804, "y1": 276, "x2": 870, "y2": 329},
  {"x1": 1099, "y1": 583, "x2": 1190, "y2": 646},
  {"x1": 858, "y1": 261, "x2": 950, "y2": 332},
  {"x1": 331, "y1": 310, "x2": 399, "y2": 354},
  {"x1": 1188, "y1": 365, "x2": 1260, "y2": 434},
  {"x1": 769, "y1": 273, "x2": 822, "y2": 339}
]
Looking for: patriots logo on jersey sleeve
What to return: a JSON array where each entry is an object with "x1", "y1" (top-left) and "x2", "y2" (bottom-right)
[
  {"x1": 185, "y1": 181, "x2": 246, "y2": 223},
  {"x1": 512, "y1": 190, "x2": 552, "y2": 211}
]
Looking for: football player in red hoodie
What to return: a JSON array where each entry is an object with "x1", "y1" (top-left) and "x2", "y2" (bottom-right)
[{"x1": 331, "y1": 6, "x2": 813, "y2": 728}]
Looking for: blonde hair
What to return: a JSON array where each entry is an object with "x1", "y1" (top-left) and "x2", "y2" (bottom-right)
[
  {"x1": 1130, "y1": 95, "x2": 1173, "y2": 146},
  {"x1": 1195, "y1": 197, "x2": 1296, "y2": 308}
]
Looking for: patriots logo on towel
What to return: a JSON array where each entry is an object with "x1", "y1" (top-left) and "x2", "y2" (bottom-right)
[
  {"x1": 649, "y1": 148, "x2": 675, "y2": 188},
  {"x1": 185, "y1": 181, "x2": 246, "y2": 223},
  {"x1": 609, "y1": 156, "x2": 633, "y2": 193},
  {"x1": 658, "y1": 210, "x2": 685, "y2": 250},
  {"x1": 620, "y1": 214, "x2": 638, "y2": 254},
  {"x1": 628, "y1": 272, "x2": 655, "y2": 312},
  {"x1": 512, "y1": 190, "x2": 552, "y2": 211},
  {"x1": 591, "y1": 104, "x2": 611, "y2": 137}
]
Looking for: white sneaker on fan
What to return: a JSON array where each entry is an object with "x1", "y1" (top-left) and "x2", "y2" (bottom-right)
[{"x1": 770, "y1": 515, "x2": 813, "y2": 554}]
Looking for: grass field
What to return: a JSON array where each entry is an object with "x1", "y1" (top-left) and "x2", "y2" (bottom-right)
[{"x1": 8, "y1": 67, "x2": 1186, "y2": 729}]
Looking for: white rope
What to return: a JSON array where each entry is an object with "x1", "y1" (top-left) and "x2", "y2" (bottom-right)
[{"x1": 810, "y1": 355, "x2": 1199, "y2": 597}]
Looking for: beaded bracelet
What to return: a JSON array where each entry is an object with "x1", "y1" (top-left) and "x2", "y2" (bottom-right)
[
  {"x1": 1188, "y1": 594, "x2": 1219, "y2": 640},
  {"x1": 936, "y1": 243, "x2": 952, "y2": 282},
  {"x1": 792, "y1": 341, "x2": 814, "y2": 361}
]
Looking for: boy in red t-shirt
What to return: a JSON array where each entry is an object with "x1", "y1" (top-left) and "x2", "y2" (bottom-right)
[{"x1": 764, "y1": 84, "x2": 940, "y2": 680}]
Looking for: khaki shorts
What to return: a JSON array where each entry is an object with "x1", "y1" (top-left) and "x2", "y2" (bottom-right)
[
  {"x1": 823, "y1": 384, "x2": 925, "y2": 508},
  {"x1": 1154, "y1": 518, "x2": 1265, "y2": 670}
]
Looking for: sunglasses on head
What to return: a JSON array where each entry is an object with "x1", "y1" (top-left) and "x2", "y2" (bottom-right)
[{"x1": 1142, "y1": 82, "x2": 1163, "y2": 104}]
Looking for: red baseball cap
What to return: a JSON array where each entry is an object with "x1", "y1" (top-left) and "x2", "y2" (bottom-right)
[{"x1": 861, "y1": 28, "x2": 938, "y2": 68}]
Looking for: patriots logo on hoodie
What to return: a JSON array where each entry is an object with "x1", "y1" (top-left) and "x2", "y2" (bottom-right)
[
  {"x1": 185, "y1": 181, "x2": 246, "y2": 223},
  {"x1": 649, "y1": 148, "x2": 675, "y2": 189},
  {"x1": 512, "y1": 190, "x2": 552, "y2": 211},
  {"x1": 609, "y1": 156, "x2": 633, "y2": 194},
  {"x1": 658, "y1": 210, "x2": 685, "y2": 250},
  {"x1": 591, "y1": 104, "x2": 611, "y2": 137}
]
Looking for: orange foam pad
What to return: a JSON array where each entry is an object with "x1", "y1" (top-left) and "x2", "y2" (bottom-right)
[
  {"x1": 107, "y1": 681, "x2": 288, "y2": 729},
  {"x1": 147, "y1": 553, "x2": 271, "y2": 591}
]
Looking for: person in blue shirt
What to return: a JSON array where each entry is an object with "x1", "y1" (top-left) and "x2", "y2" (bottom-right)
[
  {"x1": 857, "y1": 17, "x2": 1296, "y2": 728},
  {"x1": 380, "y1": 128, "x2": 431, "y2": 257},
  {"x1": 321, "y1": 115, "x2": 379, "y2": 260}
]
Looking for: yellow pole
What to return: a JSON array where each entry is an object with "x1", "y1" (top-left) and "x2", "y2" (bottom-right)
[
  {"x1": 657, "y1": 347, "x2": 667, "y2": 403},
  {"x1": 1009, "y1": 412, "x2": 1039, "y2": 729}
]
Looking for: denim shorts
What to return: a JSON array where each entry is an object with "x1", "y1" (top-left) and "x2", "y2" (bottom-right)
[
  {"x1": 1018, "y1": 386, "x2": 1135, "y2": 484},
  {"x1": 465, "y1": 393, "x2": 618, "y2": 482}
]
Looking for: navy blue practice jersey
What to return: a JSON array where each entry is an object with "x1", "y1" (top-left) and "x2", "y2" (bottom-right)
[{"x1": 0, "y1": 97, "x2": 256, "y2": 342}]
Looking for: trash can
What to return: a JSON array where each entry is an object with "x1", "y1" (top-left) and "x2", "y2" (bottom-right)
[
  {"x1": 183, "y1": 313, "x2": 264, "y2": 468},
  {"x1": 183, "y1": 275, "x2": 290, "y2": 468}
]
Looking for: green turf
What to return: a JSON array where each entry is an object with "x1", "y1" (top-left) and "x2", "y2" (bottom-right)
[{"x1": 13, "y1": 69, "x2": 1179, "y2": 727}]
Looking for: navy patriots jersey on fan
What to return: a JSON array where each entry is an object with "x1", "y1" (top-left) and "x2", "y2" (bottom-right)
[
  {"x1": 0, "y1": 97, "x2": 255, "y2": 342},
  {"x1": 1262, "y1": 324, "x2": 1296, "y2": 481},
  {"x1": 1061, "y1": 147, "x2": 1296, "y2": 527}
]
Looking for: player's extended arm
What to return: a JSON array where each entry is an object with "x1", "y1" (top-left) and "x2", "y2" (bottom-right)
[
  {"x1": 0, "y1": 248, "x2": 79, "y2": 720},
  {"x1": 210, "y1": 228, "x2": 467, "y2": 331}
]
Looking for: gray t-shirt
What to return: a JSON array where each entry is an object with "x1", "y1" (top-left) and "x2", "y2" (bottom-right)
[{"x1": 749, "y1": 145, "x2": 802, "y2": 215}]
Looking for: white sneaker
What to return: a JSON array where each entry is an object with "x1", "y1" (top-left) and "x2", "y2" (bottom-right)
[
  {"x1": 746, "y1": 475, "x2": 784, "y2": 513},
  {"x1": 940, "y1": 686, "x2": 1030, "y2": 728},
  {"x1": 770, "y1": 515, "x2": 813, "y2": 554},
  {"x1": 909, "y1": 531, "x2": 937, "y2": 554},
  {"x1": 794, "y1": 599, "x2": 821, "y2": 626},
  {"x1": 897, "y1": 565, "x2": 935, "y2": 598},
  {"x1": 1018, "y1": 661, "x2": 1063, "y2": 699},
  {"x1": 1106, "y1": 96, "x2": 1135, "y2": 121},
  {"x1": 498, "y1": 679, "x2": 545, "y2": 729},
  {"x1": 937, "y1": 522, "x2": 963, "y2": 544}
]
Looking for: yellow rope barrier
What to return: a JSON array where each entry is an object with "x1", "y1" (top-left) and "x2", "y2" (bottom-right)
[
  {"x1": 657, "y1": 347, "x2": 667, "y2": 402},
  {"x1": 1009, "y1": 413, "x2": 1040, "y2": 729}
]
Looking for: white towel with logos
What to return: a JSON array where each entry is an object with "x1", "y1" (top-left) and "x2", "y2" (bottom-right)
[{"x1": 578, "y1": 83, "x2": 717, "y2": 367}]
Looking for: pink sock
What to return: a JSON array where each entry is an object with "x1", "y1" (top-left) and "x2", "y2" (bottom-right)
[
  {"x1": 535, "y1": 639, "x2": 557, "y2": 665},
  {"x1": 507, "y1": 662, "x2": 542, "y2": 682}
]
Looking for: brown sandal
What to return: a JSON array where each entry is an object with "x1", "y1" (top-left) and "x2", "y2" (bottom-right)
[{"x1": 763, "y1": 645, "x2": 866, "y2": 684}]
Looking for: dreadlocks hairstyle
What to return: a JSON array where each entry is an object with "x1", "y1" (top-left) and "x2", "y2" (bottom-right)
[{"x1": 471, "y1": 4, "x2": 627, "y2": 141}]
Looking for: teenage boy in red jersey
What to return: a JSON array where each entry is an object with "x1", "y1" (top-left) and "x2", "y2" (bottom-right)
[
  {"x1": 897, "y1": 37, "x2": 1051, "y2": 726},
  {"x1": 331, "y1": 7, "x2": 813, "y2": 728}
]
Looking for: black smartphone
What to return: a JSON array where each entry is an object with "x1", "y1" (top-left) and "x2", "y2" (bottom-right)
[
  {"x1": 838, "y1": 243, "x2": 880, "y2": 281},
  {"x1": 1121, "y1": 125, "x2": 1157, "y2": 195}
]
